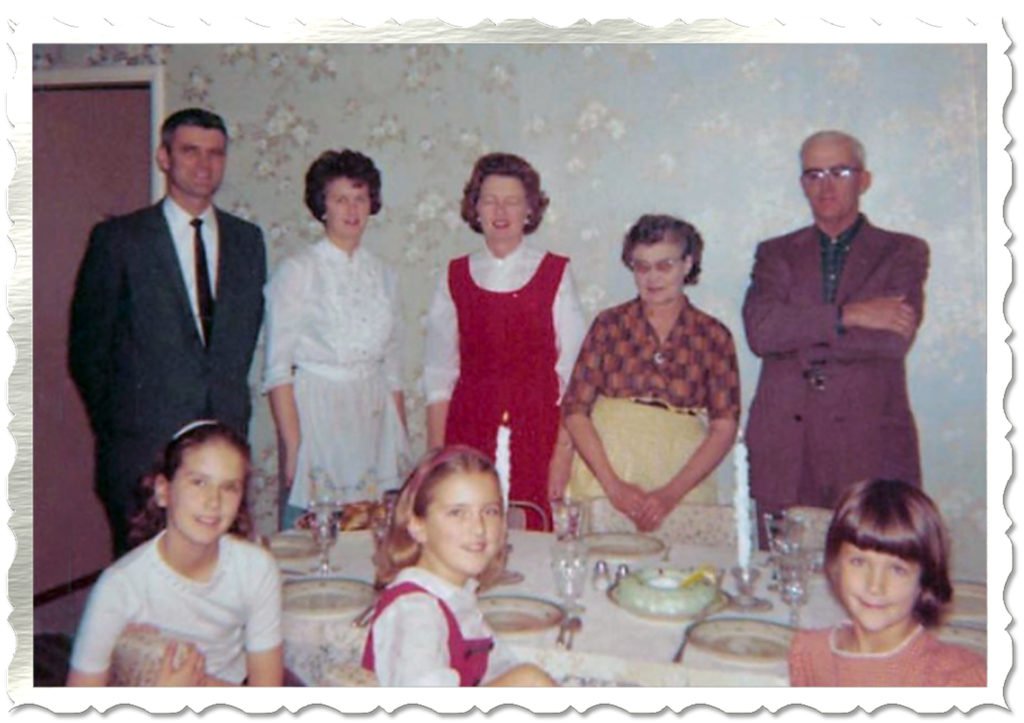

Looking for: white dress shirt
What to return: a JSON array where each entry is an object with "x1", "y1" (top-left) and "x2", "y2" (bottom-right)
[
  {"x1": 162, "y1": 197, "x2": 219, "y2": 340},
  {"x1": 423, "y1": 241, "x2": 586, "y2": 404}
]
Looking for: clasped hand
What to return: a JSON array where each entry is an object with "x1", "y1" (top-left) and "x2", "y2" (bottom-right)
[{"x1": 607, "y1": 480, "x2": 677, "y2": 532}]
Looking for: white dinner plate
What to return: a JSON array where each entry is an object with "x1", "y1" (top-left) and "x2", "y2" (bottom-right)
[
  {"x1": 685, "y1": 618, "x2": 794, "y2": 664},
  {"x1": 478, "y1": 595, "x2": 565, "y2": 635},
  {"x1": 581, "y1": 532, "x2": 665, "y2": 560},
  {"x1": 283, "y1": 577, "x2": 376, "y2": 620},
  {"x1": 948, "y1": 580, "x2": 986, "y2": 627},
  {"x1": 936, "y1": 624, "x2": 986, "y2": 657},
  {"x1": 267, "y1": 530, "x2": 319, "y2": 562}
]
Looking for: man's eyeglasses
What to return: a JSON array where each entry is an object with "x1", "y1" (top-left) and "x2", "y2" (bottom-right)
[
  {"x1": 630, "y1": 257, "x2": 686, "y2": 275},
  {"x1": 800, "y1": 165, "x2": 862, "y2": 183}
]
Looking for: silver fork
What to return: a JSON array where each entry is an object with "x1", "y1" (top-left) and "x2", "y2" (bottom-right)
[{"x1": 565, "y1": 617, "x2": 583, "y2": 650}]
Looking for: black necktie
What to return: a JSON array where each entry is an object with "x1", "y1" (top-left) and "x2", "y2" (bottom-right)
[{"x1": 191, "y1": 218, "x2": 214, "y2": 344}]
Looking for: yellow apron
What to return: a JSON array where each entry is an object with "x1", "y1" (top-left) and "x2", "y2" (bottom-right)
[{"x1": 567, "y1": 396, "x2": 718, "y2": 532}]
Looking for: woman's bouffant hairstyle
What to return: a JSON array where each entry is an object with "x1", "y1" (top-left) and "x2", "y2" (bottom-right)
[
  {"x1": 304, "y1": 149, "x2": 383, "y2": 221},
  {"x1": 373, "y1": 445, "x2": 505, "y2": 587},
  {"x1": 824, "y1": 478, "x2": 952, "y2": 628},
  {"x1": 460, "y1": 152, "x2": 549, "y2": 235},
  {"x1": 621, "y1": 214, "x2": 704, "y2": 285},
  {"x1": 127, "y1": 420, "x2": 253, "y2": 549}
]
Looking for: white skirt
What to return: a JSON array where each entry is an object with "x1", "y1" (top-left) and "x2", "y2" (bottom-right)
[{"x1": 287, "y1": 363, "x2": 410, "y2": 509}]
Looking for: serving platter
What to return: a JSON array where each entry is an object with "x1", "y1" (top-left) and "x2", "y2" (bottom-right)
[
  {"x1": 607, "y1": 584, "x2": 729, "y2": 623},
  {"x1": 478, "y1": 595, "x2": 565, "y2": 634},
  {"x1": 684, "y1": 618, "x2": 794, "y2": 664},
  {"x1": 283, "y1": 577, "x2": 376, "y2": 620},
  {"x1": 581, "y1": 532, "x2": 665, "y2": 560}
]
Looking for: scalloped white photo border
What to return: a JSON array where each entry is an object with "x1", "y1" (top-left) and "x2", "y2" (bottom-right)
[{"x1": 1, "y1": 12, "x2": 1015, "y2": 716}]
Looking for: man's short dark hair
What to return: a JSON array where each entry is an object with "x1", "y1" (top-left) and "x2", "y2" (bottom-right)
[{"x1": 160, "y1": 108, "x2": 228, "y2": 149}]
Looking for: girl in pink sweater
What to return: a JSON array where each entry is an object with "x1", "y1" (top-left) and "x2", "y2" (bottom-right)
[{"x1": 788, "y1": 478, "x2": 985, "y2": 686}]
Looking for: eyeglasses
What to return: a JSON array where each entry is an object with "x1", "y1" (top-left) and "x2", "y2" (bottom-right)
[
  {"x1": 629, "y1": 257, "x2": 686, "y2": 275},
  {"x1": 800, "y1": 165, "x2": 862, "y2": 183}
]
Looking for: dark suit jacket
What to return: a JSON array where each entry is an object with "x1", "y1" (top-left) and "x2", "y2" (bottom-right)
[
  {"x1": 68, "y1": 202, "x2": 266, "y2": 499},
  {"x1": 742, "y1": 218, "x2": 929, "y2": 514}
]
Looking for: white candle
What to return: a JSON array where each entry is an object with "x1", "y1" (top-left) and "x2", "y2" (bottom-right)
[
  {"x1": 496, "y1": 420, "x2": 511, "y2": 514},
  {"x1": 733, "y1": 438, "x2": 752, "y2": 569}
]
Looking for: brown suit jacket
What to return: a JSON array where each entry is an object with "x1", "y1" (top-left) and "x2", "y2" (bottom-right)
[{"x1": 742, "y1": 218, "x2": 929, "y2": 516}]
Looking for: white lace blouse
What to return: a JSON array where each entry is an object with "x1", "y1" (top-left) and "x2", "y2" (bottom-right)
[{"x1": 262, "y1": 240, "x2": 403, "y2": 392}]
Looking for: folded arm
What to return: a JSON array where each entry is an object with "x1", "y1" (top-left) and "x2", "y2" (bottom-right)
[{"x1": 743, "y1": 237, "x2": 928, "y2": 363}]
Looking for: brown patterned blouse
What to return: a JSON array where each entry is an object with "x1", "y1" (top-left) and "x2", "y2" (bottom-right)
[{"x1": 561, "y1": 297, "x2": 741, "y2": 421}]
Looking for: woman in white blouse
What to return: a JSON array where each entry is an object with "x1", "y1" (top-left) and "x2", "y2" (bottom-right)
[
  {"x1": 264, "y1": 150, "x2": 409, "y2": 528},
  {"x1": 423, "y1": 153, "x2": 585, "y2": 529}
]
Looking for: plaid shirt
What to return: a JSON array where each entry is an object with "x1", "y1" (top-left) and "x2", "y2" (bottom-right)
[
  {"x1": 818, "y1": 213, "x2": 865, "y2": 303},
  {"x1": 561, "y1": 297, "x2": 741, "y2": 421}
]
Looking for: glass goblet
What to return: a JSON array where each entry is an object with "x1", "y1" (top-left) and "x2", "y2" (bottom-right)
[
  {"x1": 550, "y1": 540, "x2": 588, "y2": 616},
  {"x1": 761, "y1": 512, "x2": 785, "y2": 590},
  {"x1": 308, "y1": 503, "x2": 339, "y2": 575},
  {"x1": 777, "y1": 551, "x2": 810, "y2": 627},
  {"x1": 307, "y1": 467, "x2": 343, "y2": 575},
  {"x1": 551, "y1": 498, "x2": 583, "y2": 541}
]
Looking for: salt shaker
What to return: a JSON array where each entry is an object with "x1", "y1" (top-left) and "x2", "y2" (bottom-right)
[
  {"x1": 592, "y1": 560, "x2": 611, "y2": 591},
  {"x1": 614, "y1": 563, "x2": 630, "y2": 583}
]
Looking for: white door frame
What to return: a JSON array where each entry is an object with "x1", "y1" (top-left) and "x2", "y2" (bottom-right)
[{"x1": 33, "y1": 64, "x2": 165, "y2": 201}]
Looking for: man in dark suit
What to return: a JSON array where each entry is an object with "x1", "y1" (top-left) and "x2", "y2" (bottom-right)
[
  {"x1": 69, "y1": 108, "x2": 266, "y2": 556},
  {"x1": 743, "y1": 130, "x2": 928, "y2": 529}
]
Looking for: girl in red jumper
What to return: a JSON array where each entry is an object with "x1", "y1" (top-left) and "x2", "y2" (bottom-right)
[
  {"x1": 362, "y1": 446, "x2": 555, "y2": 686},
  {"x1": 788, "y1": 478, "x2": 985, "y2": 686}
]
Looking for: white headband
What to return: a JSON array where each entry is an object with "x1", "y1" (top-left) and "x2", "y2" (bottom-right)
[{"x1": 171, "y1": 419, "x2": 220, "y2": 440}]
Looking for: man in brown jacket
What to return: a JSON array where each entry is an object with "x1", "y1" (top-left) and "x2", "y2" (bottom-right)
[{"x1": 743, "y1": 130, "x2": 928, "y2": 531}]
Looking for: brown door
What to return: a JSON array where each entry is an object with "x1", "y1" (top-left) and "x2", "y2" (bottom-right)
[{"x1": 32, "y1": 84, "x2": 152, "y2": 594}]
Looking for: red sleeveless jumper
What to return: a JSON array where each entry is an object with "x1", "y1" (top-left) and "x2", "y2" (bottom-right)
[
  {"x1": 444, "y1": 252, "x2": 567, "y2": 530},
  {"x1": 361, "y1": 581, "x2": 494, "y2": 686}
]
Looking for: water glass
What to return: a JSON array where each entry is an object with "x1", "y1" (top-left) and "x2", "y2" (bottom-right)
[
  {"x1": 309, "y1": 502, "x2": 340, "y2": 575},
  {"x1": 550, "y1": 540, "x2": 588, "y2": 615},
  {"x1": 308, "y1": 467, "x2": 343, "y2": 574},
  {"x1": 763, "y1": 511, "x2": 805, "y2": 556},
  {"x1": 371, "y1": 489, "x2": 400, "y2": 546},
  {"x1": 551, "y1": 498, "x2": 583, "y2": 540},
  {"x1": 777, "y1": 551, "x2": 810, "y2": 627}
]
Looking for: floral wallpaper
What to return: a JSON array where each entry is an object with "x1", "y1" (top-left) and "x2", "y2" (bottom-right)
[{"x1": 34, "y1": 42, "x2": 988, "y2": 580}]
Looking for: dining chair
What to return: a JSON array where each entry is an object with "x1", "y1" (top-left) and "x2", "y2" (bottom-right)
[
  {"x1": 584, "y1": 497, "x2": 740, "y2": 547},
  {"x1": 507, "y1": 500, "x2": 550, "y2": 532}
]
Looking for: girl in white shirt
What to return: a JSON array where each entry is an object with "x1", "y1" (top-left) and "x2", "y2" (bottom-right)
[
  {"x1": 362, "y1": 446, "x2": 555, "y2": 686},
  {"x1": 67, "y1": 420, "x2": 283, "y2": 686}
]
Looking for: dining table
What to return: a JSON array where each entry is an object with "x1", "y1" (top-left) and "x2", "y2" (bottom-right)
[{"x1": 273, "y1": 528, "x2": 868, "y2": 687}]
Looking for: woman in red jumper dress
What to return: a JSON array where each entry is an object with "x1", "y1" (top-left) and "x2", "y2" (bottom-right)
[{"x1": 424, "y1": 153, "x2": 585, "y2": 530}]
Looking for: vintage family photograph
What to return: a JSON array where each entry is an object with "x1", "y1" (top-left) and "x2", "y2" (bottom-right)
[{"x1": 3, "y1": 13, "x2": 1013, "y2": 715}]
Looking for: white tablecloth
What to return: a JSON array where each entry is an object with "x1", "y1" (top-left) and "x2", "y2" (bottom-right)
[{"x1": 280, "y1": 530, "x2": 846, "y2": 686}]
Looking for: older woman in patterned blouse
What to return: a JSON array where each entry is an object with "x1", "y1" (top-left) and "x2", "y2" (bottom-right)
[{"x1": 562, "y1": 214, "x2": 740, "y2": 533}]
